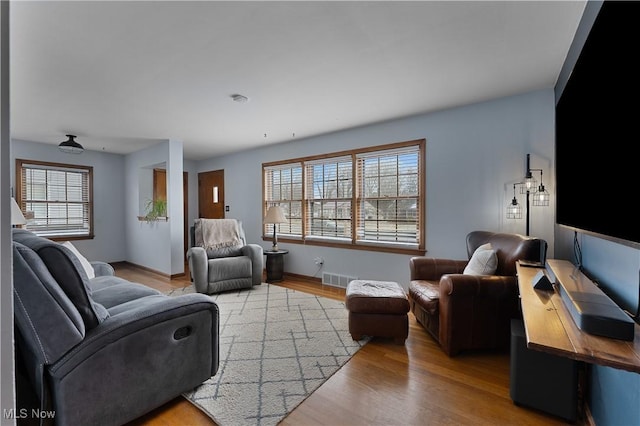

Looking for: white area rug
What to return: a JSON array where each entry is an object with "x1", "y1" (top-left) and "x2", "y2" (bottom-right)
[{"x1": 166, "y1": 283, "x2": 368, "y2": 426}]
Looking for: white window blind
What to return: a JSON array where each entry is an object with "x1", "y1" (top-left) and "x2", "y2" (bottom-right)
[
  {"x1": 356, "y1": 146, "x2": 420, "y2": 247},
  {"x1": 17, "y1": 160, "x2": 93, "y2": 239},
  {"x1": 263, "y1": 163, "x2": 303, "y2": 237},
  {"x1": 304, "y1": 156, "x2": 352, "y2": 240}
]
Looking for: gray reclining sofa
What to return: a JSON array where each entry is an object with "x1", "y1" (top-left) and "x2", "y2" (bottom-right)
[{"x1": 12, "y1": 229, "x2": 219, "y2": 426}]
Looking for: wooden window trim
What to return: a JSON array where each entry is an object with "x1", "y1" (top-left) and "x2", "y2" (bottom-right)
[
  {"x1": 15, "y1": 158, "x2": 95, "y2": 241},
  {"x1": 262, "y1": 139, "x2": 426, "y2": 255}
]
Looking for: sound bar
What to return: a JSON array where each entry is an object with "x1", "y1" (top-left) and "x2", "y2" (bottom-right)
[{"x1": 548, "y1": 260, "x2": 635, "y2": 341}]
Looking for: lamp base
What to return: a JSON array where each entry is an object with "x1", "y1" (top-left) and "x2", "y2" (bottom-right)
[{"x1": 271, "y1": 243, "x2": 278, "y2": 252}]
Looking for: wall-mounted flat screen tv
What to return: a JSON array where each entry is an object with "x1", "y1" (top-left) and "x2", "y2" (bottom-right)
[{"x1": 555, "y1": 1, "x2": 640, "y2": 247}]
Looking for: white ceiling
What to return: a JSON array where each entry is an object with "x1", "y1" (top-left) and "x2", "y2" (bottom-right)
[{"x1": 10, "y1": 1, "x2": 586, "y2": 160}]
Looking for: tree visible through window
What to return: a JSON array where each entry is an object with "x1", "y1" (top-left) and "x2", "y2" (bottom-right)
[
  {"x1": 306, "y1": 156, "x2": 352, "y2": 240},
  {"x1": 16, "y1": 159, "x2": 94, "y2": 239},
  {"x1": 357, "y1": 147, "x2": 420, "y2": 244},
  {"x1": 262, "y1": 139, "x2": 424, "y2": 254}
]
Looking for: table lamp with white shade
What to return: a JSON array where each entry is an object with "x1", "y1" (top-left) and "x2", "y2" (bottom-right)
[
  {"x1": 264, "y1": 205, "x2": 287, "y2": 252},
  {"x1": 11, "y1": 197, "x2": 27, "y2": 227}
]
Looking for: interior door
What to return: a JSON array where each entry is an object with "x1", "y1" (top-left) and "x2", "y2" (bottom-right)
[
  {"x1": 198, "y1": 169, "x2": 225, "y2": 219},
  {"x1": 154, "y1": 169, "x2": 189, "y2": 257},
  {"x1": 152, "y1": 168, "x2": 168, "y2": 203}
]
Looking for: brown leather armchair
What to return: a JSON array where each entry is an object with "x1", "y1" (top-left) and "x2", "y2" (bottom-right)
[{"x1": 408, "y1": 231, "x2": 547, "y2": 356}]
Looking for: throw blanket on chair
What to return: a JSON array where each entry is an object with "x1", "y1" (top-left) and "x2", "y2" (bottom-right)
[{"x1": 195, "y1": 218, "x2": 242, "y2": 250}]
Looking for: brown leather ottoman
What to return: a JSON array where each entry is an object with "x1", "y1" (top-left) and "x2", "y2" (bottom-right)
[{"x1": 345, "y1": 280, "x2": 410, "y2": 345}]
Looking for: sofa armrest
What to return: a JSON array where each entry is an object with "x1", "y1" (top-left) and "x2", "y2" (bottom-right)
[
  {"x1": 187, "y1": 246, "x2": 209, "y2": 293},
  {"x1": 439, "y1": 274, "x2": 517, "y2": 299},
  {"x1": 409, "y1": 257, "x2": 468, "y2": 281},
  {"x1": 91, "y1": 261, "x2": 115, "y2": 277},
  {"x1": 51, "y1": 293, "x2": 219, "y2": 376},
  {"x1": 437, "y1": 274, "x2": 519, "y2": 356},
  {"x1": 242, "y1": 244, "x2": 264, "y2": 286}
]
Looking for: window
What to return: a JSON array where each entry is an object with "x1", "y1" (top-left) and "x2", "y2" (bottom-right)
[
  {"x1": 262, "y1": 139, "x2": 425, "y2": 254},
  {"x1": 356, "y1": 146, "x2": 420, "y2": 245},
  {"x1": 16, "y1": 159, "x2": 94, "y2": 239},
  {"x1": 305, "y1": 156, "x2": 352, "y2": 241},
  {"x1": 264, "y1": 163, "x2": 303, "y2": 237}
]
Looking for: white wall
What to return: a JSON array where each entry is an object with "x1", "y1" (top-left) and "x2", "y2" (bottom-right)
[
  {"x1": 195, "y1": 89, "x2": 556, "y2": 289},
  {"x1": 10, "y1": 139, "x2": 126, "y2": 263}
]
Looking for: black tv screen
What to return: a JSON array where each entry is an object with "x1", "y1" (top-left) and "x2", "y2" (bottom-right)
[{"x1": 556, "y1": 1, "x2": 640, "y2": 246}]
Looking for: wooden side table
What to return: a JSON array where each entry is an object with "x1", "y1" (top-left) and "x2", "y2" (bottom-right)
[{"x1": 264, "y1": 249, "x2": 288, "y2": 283}]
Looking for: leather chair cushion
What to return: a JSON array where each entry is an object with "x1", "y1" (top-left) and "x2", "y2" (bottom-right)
[{"x1": 408, "y1": 280, "x2": 439, "y2": 314}]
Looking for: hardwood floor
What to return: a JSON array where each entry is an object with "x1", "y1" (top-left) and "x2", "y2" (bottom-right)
[{"x1": 117, "y1": 263, "x2": 577, "y2": 426}]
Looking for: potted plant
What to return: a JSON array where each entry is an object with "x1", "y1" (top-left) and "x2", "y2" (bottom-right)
[{"x1": 141, "y1": 198, "x2": 168, "y2": 222}]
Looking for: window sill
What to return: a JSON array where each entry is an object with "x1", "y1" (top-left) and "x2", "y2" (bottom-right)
[
  {"x1": 137, "y1": 216, "x2": 169, "y2": 222},
  {"x1": 263, "y1": 236, "x2": 426, "y2": 256},
  {"x1": 47, "y1": 235, "x2": 95, "y2": 242}
]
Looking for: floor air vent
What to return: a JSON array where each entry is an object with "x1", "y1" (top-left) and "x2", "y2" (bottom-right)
[{"x1": 322, "y1": 272, "x2": 358, "y2": 288}]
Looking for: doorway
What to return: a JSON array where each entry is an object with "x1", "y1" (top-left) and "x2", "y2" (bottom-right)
[{"x1": 198, "y1": 169, "x2": 225, "y2": 219}]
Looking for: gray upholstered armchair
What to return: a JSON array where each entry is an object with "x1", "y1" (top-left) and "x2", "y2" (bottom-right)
[{"x1": 187, "y1": 218, "x2": 263, "y2": 294}]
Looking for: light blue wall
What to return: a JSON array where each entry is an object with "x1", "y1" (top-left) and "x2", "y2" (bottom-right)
[
  {"x1": 6, "y1": 90, "x2": 557, "y2": 283},
  {"x1": 1, "y1": 0, "x2": 14, "y2": 416},
  {"x1": 556, "y1": 227, "x2": 640, "y2": 426},
  {"x1": 553, "y1": 1, "x2": 640, "y2": 424},
  {"x1": 584, "y1": 235, "x2": 640, "y2": 426},
  {"x1": 167, "y1": 139, "x2": 184, "y2": 274},
  {"x1": 194, "y1": 89, "x2": 556, "y2": 288},
  {"x1": 9, "y1": 138, "x2": 190, "y2": 275},
  {"x1": 122, "y1": 138, "x2": 185, "y2": 276},
  {"x1": 10, "y1": 139, "x2": 126, "y2": 263},
  {"x1": 590, "y1": 361, "x2": 640, "y2": 426},
  {"x1": 6, "y1": 75, "x2": 636, "y2": 423}
]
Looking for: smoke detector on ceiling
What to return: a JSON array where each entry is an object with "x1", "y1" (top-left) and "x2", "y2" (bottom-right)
[{"x1": 231, "y1": 94, "x2": 249, "y2": 103}]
